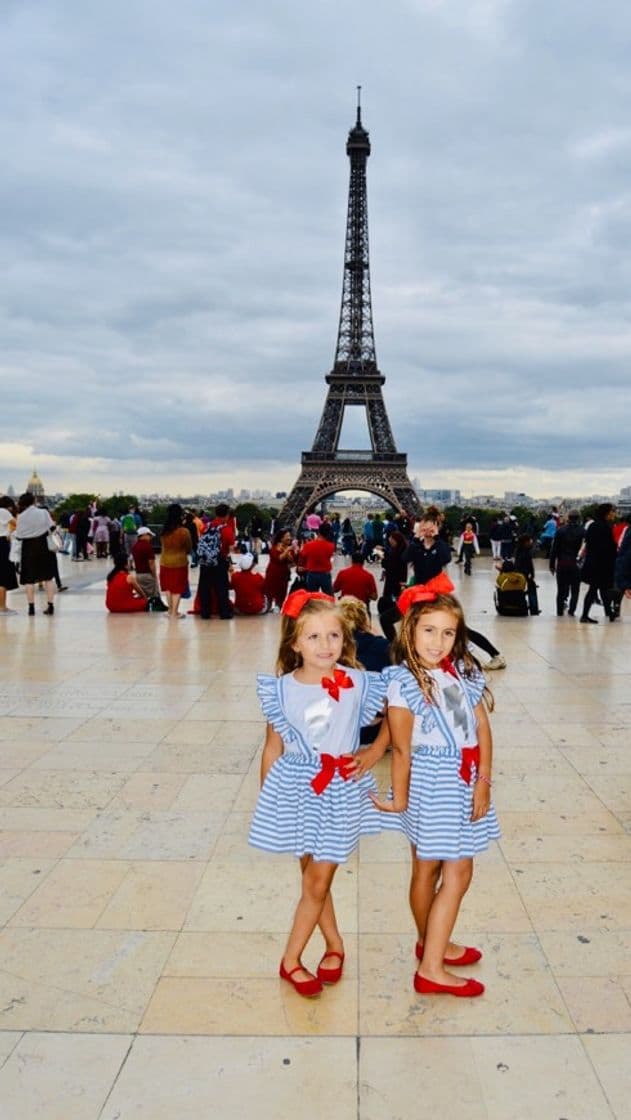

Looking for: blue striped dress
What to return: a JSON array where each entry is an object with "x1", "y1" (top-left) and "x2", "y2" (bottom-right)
[
  {"x1": 383, "y1": 663, "x2": 501, "y2": 860},
  {"x1": 248, "y1": 666, "x2": 386, "y2": 863}
]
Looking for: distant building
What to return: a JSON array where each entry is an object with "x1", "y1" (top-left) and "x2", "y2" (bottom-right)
[
  {"x1": 504, "y1": 491, "x2": 534, "y2": 507},
  {"x1": 417, "y1": 488, "x2": 462, "y2": 505},
  {"x1": 26, "y1": 470, "x2": 46, "y2": 502}
]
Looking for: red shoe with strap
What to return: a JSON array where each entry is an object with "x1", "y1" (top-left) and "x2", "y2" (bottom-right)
[
  {"x1": 316, "y1": 951, "x2": 345, "y2": 984},
  {"x1": 414, "y1": 974, "x2": 485, "y2": 997},
  {"x1": 415, "y1": 941, "x2": 482, "y2": 967},
  {"x1": 279, "y1": 960, "x2": 322, "y2": 998}
]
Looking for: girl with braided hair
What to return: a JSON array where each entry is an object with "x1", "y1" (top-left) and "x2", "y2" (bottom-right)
[{"x1": 373, "y1": 573, "x2": 500, "y2": 998}]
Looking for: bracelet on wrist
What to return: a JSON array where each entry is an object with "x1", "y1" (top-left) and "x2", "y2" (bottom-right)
[{"x1": 476, "y1": 774, "x2": 492, "y2": 787}]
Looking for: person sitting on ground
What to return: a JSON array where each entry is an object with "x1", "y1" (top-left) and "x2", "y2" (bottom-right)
[
  {"x1": 105, "y1": 552, "x2": 150, "y2": 613},
  {"x1": 333, "y1": 550, "x2": 378, "y2": 608},
  {"x1": 230, "y1": 553, "x2": 269, "y2": 614},
  {"x1": 131, "y1": 526, "x2": 163, "y2": 604}
]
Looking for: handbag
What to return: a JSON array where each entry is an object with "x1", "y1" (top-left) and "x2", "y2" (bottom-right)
[
  {"x1": 47, "y1": 530, "x2": 61, "y2": 553},
  {"x1": 9, "y1": 537, "x2": 21, "y2": 565}
]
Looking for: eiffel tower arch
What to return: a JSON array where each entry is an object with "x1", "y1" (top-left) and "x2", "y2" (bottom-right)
[{"x1": 277, "y1": 93, "x2": 421, "y2": 530}]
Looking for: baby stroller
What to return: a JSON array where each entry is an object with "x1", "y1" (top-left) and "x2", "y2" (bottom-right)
[{"x1": 495, "y1": 563, "x2": 529, "y2": 616}]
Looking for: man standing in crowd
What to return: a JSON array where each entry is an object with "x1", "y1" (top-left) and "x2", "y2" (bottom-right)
[{"x1": 549, "y1": 511, "x2": 583, "y2": 616}]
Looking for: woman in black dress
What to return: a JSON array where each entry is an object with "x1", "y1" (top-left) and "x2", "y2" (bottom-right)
[{"x1": 15, "y1": 492, "x2": 57, "y2": 615}]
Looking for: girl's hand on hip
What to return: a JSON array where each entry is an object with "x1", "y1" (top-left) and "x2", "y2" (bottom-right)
[{"x1": 350, "y1": 747, "x2": 377, "y2": 779}]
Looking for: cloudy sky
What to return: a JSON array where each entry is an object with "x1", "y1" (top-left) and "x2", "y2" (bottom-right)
[{"x1": 3, "y1": 0, "x2": 630, "y2": 500}]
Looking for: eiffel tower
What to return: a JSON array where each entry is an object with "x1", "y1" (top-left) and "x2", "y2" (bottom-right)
[{"x1": 277, "y1": 94, "x2": 421, "y2": 530}]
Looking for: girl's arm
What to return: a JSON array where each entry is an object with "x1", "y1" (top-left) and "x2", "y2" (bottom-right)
[
  {"x1": 351, "y1": 714, "x2": 391, "y2": 778},
  {"x1": 260, "y1": 722, "x2": 283, "y2": 785},
  {"x1": 472, "y1": 702, "x2": 493, "y2": 821},
  {"x1": 370, "y1": 706, "x2": 413, "y2": 813}
]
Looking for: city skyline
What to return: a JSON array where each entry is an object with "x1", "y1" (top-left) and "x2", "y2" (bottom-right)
[{"x1": 3, "y1": 3, "x2": 631, "y2": 500}]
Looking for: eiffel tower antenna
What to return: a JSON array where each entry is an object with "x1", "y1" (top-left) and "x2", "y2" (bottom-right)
[{"x1": 276, "y1": 100, "x2": 421, "y2": 529}]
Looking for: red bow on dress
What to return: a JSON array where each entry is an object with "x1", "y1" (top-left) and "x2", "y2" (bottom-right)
[
  {"x1": 459, "y1": 745, "x2": 480, "y2": 785},
  {"x1": 439, "y1": 657, "x2": 458, "y2": 678},
  {"x1": 321, "y1": 668, "x2": 354, "y2": 701},
  {"x1": 311, "y1": 753, "x2": 354, "y2": 795},
  {"x1": 281, "y1": 590, "x2": 335, "y2": 618},
  {"x1": 397, "y1": 573, "x2": 455, "y2": 615}
]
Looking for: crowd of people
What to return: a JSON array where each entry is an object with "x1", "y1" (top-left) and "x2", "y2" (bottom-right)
[{"x1": 1, "y1": 496, "x2": 630, "y2": 633}]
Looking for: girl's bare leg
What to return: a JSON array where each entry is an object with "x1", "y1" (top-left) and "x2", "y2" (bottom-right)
[
  {"x1": 416, "y1": 857, "x2": 473, "y2": 986},
  {"x1": 170, "y1": 592, "x2": 182, "y2": 617},
  {"x1": 410, "y1": 851, "x2": 472, "y2": 958},
  {"x1": 282, "y1": 858, "x2": 338, "y2": 982},
  {"x1": 409, "y1": 852, "x2": 441, "y2": 941},
  {"x1": 299, "y1": 856, "x2": 344, "y2": 958}
]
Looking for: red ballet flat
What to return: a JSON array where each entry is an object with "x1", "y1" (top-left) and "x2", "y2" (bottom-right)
[
  {"x1": 279, "y1": 961, "x2": 323, "y2": 998},
  {"x1": 414, "y1": 973, "x2": 485, "y2": 997},
  {"x1": 415, "y1": 941, "x2": 482, "y2": 967},
  {"x1": 316, "y1": 950, "x2": 345, "y2": 984}
]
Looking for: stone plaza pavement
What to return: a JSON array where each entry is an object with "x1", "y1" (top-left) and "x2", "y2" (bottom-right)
[{"x1": 0, "y1": 553, "x2": 629, "y2": 1119}]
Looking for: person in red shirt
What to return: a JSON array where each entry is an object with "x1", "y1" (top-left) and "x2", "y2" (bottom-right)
[
  {"x1": 231, "y1": 553, "x2": 269, "y2": 614},
  {"x1": 105, "y1": 553, "x2": 149, "y2": 613},
  {"x1": 333, "y1": 551, "x2": 378, "y2": 608},
  {"x1": 299, "y1": 525, "x2": 335, "y2": 595},
  {"x1": 131, "y1": 526, "x2": 161, "y2": 600}
]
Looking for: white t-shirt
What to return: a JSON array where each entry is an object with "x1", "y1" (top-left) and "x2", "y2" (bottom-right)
[
  {"x1": 387, "y1": 667, "x2": 478, "y2": 749},
  {"x1": 283, "y1": 670, "x2": 361, "y2": 758}
]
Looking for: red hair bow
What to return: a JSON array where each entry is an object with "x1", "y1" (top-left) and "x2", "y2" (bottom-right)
[
  {"x1": 321, "y1": 668, "x2": 354, "y2": 701},
  {"x1": 397, "y1": 573, "x2": 455, "y2": 615},
  {"x1": 281, "y1": 590, "x2": 335, "y2": 619}
]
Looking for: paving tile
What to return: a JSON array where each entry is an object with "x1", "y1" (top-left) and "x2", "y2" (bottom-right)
[
  {"x1": 512, "y1": 862, "x2": 631, "y2": 931},
  {"x1": 140, "y1": 975, "x2": 358, "y2": 1035},
  {"x1": 0, "y1": 858, "x2": 57, "y2": 924},
  {"x1": 538, "y1": 928, "x2": 631, "y2": 977},
  {"x1": 0, "y1": 927, "x2": 174, "y2": 1029},
  {"x1": 8, "y1": 859, "x2": 129, "y2": 927},
  {"x1": 470, "y1": 1035, "x2": 615, "y2": 1119},
  {"x1": 0, "y1": 770, "x2": 126, "y2": 810},
  {"x1": 360, "y1": 1037, "x2": 486, "y2": 1118},
  {"x1": 95, "y1": 861, "x2": 205, "y2": 930},
  {"x1": 0, "y1": 1032, "x2": 21, "y2": 1069},
  {"x1": 583, "y1": 1035, "x2": 631, "y2": 1120},
  {"x1": 358, "y1": 932, "x2": 572, "y2": 1036},
  {"x1": 0, "y1": 831, "x2": 79, "y2": 858},
  {"x1": 101, "y1": 1036, "x2": 357, "y2": 1118},
  {"x1": 0, "y1": 1031, "x2": 131, "y2": 1120},
  {"x1": 184, "y1": 858, "x2": 359, "y2": 933}
]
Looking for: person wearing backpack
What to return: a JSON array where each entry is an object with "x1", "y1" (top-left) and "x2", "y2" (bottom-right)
[
  {"x1": 198, "y1": 502, "x2": 235, "y2": 620},
  {"x1": 121, "y1": 508, "x2": 139, "y2": 555}
]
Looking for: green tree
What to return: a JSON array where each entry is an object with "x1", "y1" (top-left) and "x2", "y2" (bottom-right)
[
  {"x1": 234, "y1": 502, "x2": 271, "y2": 533},
  {"x1": 53, "y1": 493, "x2": 96, "y2": 519}
]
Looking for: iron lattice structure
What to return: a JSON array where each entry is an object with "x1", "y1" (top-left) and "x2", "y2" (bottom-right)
[{"x1": 277, "y1": 99, "x2": 421, "y2": 529}]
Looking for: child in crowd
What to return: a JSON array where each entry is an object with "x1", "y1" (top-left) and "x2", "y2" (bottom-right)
[
  {"x1": 373, "y1": 573, "x2": 500, "y2": 997},
  {"x1": 457, "y1": 522, "x2": 480, "y2": 575},
  {"x1": 249, "y1": 590, "x2": 386, "y2": 997}
]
